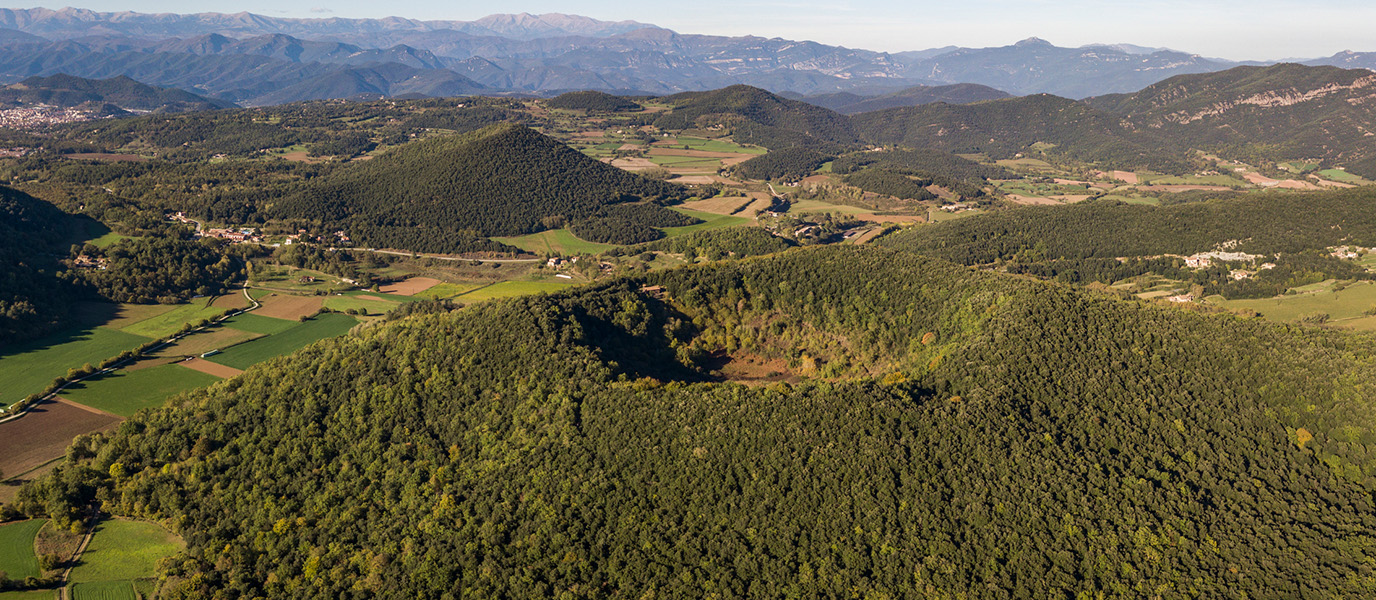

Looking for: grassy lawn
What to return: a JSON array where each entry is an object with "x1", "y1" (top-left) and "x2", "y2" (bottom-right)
[
  {"x1": 1319, "y1": 168, "x2": 1363, "y2": 183},
  {"x1": 70, "y1": 520, "x2": 184, "y2": 584},
  {"x1": 0, "y1": 591, "x2": 58, "y2": 599},
  {"x1": 218, "y1": 313, "x2": 300, "y2": 335},
  {"x1": 928, "y1": 208, "x2": 985, "y2": 223},
  {"x1": 69, "y1": 581, "x2": 136, "y2": 600},
  {"x1": 323, "y1": 295, "x2": 400, "y2": 314},
  {"x1": 87, "y1": 232, "x2": 133, "y2": 249},
  {"x1": 207, "y1": 313, "x2": 358, "y2": 370},
  {"x1": 0, "y1": 519, "x2": 44, "y2": 580},
  {"x1": 664, "y1": 209, "x2": 750, "y2": 238},
  {"x1": 413, "y1": 283, "x2": 485, "y2": 300},
  {"x1": 60, "y1": 364, "x2": 223, "y2": 417},
  {"x1": 493, "y1": 229, "x2": 616, "y2": 255},
  {"x1": 457, "y1": 280, "x2": 576, "y2": 303},
  {"x1": 0, "y1": 327, "x2": 152, "y2": 407},
  {"x1": 117, "y1": 297, "x2": 235, "y2": 339},
  {"x1": 1210, "y1": 280, "x2": 1376, "y2": 325}
]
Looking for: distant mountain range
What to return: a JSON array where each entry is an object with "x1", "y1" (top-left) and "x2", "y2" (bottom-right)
[
  {"x1": 0, "y1": 73, "x2": 233, "y2": 112},
  {"x1": 0, "y1": 8, "x2": 1369, "y2": 106}
]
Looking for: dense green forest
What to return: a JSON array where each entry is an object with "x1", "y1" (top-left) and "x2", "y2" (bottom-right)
[
  {"x1": 546, "y1": 91, "x2": 642, "y2": 112},
  {"x1": 655, "y1": 85, "x2": 861, "y2": 151},
  {"x1": 880, "y1": 188, "x2": 1376, "y2": 264},
  {"x1": 842, "y1": 168, "x2": 935, "y2": 200},
  {"x1": 832, "y1": 147, "x2": 1013, "y2": 198},
  {"x1": 14, "y1": 246, "x2": 1376, "y2": 597},
  {"x1": 275, "y1": 123, "x2": 691, "y2": 252},
  {"x1": 73, "y1": 236, "x2": 250, "y2": 304},
  {"x1": 612, "y1": 227, "x2": 796, "y2": 261},
  {"x1": 850, "y1": 94, "x2": 1190, "y2": 173},
  {"x1": 0, "y1": 185, "x2": 79, "y2": 347},
  {"x1": 730, "y1": 148, "x2": 833, "y2": 181}
]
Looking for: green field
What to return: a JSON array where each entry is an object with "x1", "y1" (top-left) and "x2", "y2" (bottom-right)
[
  {"x1": 218, "y1": 313, "x2": 299, "y2": 335},
  {"x1": 1137, "y1": 173, "x2": 1240, "y2": 186},
  {"x1": 206, "y1": 313, "x2": 359, "y2": 370},
  {"x1": 59, "y1": 364, "x2": 223, "y2": 417},
  {"x1": 1209, "y1": 280, "x2": 1376, "y2": 326},
  {"x1": 0, "y1": 327, "x2": 152, "y2": 407},
  {"x1": 456, "y1": 280, "x2": 576, "y2": 302},
  {"x1": 0, "y1": 591, "x2": 58, "y2": 600},
  {"x1": 666, "y1": 137, "x2": 766, "y2": 154},
  {"x1": 87, "y1": 232, "x2": 132, "y2": 249},
  {"x1": 927, "y1": 208, "x2": 985, "y2": 223},
  {"x1": 69, "y1": 520, "x2": 183, "y2": 584},
  {"x1": 413, "y1": 283, "x2": 484, "y2": 300},
  {"x1": 493, "y1": 228, "x2": 616, "y2": 255},
  {"x1": 1319, "y1": 168, "x2": 1362, "y2": 183},
  {"x1": 323, "y1": 295, "x2": 400, "y2": 314},
  {"x1": 117, "y1": 297, "x2": 235, "y2": 338},
  {"x1": 70, "y1": 581, "x2": 136, "y2": 600},
  {"x1": 663, "y1": 209, "x2": 751, "y2": 238},
  {"x1": 0, "y1": 519, "x2": 44, "y2": 580}
]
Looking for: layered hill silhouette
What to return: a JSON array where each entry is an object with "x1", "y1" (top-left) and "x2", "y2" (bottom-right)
[
  {"x1": 654, "y1": 85, "x2": 861, "y2": 150},
  {"x1": 275, "y1": 123, "x2": 693, "y2": 252},
  {"x1": 0, "y1": 73, "x2": 235, "y2": 111},
  {"x1": 19, "y1": 244, "x2": 1376, "y2": 596},
  {"x1": 797, "y1": 83, "x2": 1013, "y2": 114}
]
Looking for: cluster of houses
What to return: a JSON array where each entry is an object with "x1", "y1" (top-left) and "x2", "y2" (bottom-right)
[
  {"x1": 203, "y1": 227, "x2": 262, "y2": 242},
  {"x1": 1331, "y1": 246, "x2": 1365, "y2": 260}
]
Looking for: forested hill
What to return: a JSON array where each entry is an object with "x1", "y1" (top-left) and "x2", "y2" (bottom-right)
[
  {"x1": 850, "y1": 93, "x2": 1189, "y2": 172},
  {"x1": 0, "y1": 73, "x2": 235, "y2": 112},
  {"x1": 820, "y1": 82, "x2": 1012, "y2": 114},
  {"x1": 545, "y1": 90, "x2": 642, "y2": 112},
  {"x1": 1085, "y1": 63, "x2": 1376, "y2": 177},
  {"x1": 274, "y1": 123, "x2": 693, "y2": 252},
  {"x1": 654, "y1": 85, "x2": 862, "y2": 150},
  {"x1": 0, "y1": 185, "x2": 78, "y2": 346},
  {"x1": 877, "y1": 187, "x2": 1376, "y2": 265},
  {"x1": 18, "y1": 245, "x2": 1376, "y2": 596}
]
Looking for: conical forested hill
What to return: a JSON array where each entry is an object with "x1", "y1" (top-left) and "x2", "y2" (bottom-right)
[
  {"x1": 16, "y1": 245, "x2": 1376, "y2": 597},
  {"x1": 274, "y1": 123, "x2": 694, "y2": 252}
]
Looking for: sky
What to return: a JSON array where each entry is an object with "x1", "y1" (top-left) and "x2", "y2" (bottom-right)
[{"x1": 45, "y1": 1, "x2": 1376, "y2": 60}]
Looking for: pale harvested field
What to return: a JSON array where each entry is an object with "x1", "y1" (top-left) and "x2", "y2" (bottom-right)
[
  {"x1": 740, "y1": 197, "x2": 774, "y2": 215},
  {"x1": 720, "y1": 155, "x2": 755, "y2": 167},
  {"x1": 279, "y1": 151, "x2": 326, "y2": 164},
  {"x1": 1112, "y1": 171, "x2": 1139, "y2": 184},
  {"x1": 152, "y1": 327, "x2": 262, "y2": 358},
  {"x1": 926, "y1": 185, "x2": 958, "y2": 201},
  {"x1": 0, "y1": 398, "x2": 120, "y2": 479},
  {"x1": 1314, "y1": 178, "x2": 1356, "y2": 188},
  {"x1": 180, "y1": 359, "x2": 243, "y2": 378},
  {"x1": 617, "y1": 144, "x2": 643, "y2": 151},
  {"x1": 1242, "y1": 172, "x2": 1279, "y2": 185},
  {"x1": 381, "y1": 277, "x2": 441, "y2": 296},
  {"x1": 610, "y1": 157, "x2": 657, "y2": 171},
  {"x1": 801, "y1": 175, "x2": 833, "y2": 186},
  {"x1": 207, "y1": 292, "x2": 250, "y2": 310},
  {"x1": 856, "y1": 214, "x2": 924, "y2": 223},
  {"x1": 852, "y1": 228, "x2": 885, "y2": 244},
  {"x1": 670, "y1": 175, "x2": 719, "y2": 184},
  {"x1": 1276, "y1": 179, "x2": 1319, "y2": 190},
  {"x1": 254, "y1": 294, "x2": 324, "y2": 321},
  {"x1": 1007, "y1": 194, "x2": 1061, "y2": 205},
  {"x1": 682, "y1": 196, "x2": 753, "y2": 214}
]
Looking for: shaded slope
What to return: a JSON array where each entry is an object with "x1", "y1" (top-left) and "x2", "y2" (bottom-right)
[
  {"x1": 828, "y1": 82, "x2": 1012, "y2": 114},
  {"x1": 0, "y1": 73, "x2": 234, "y2": 111},
  {"x1": 0, "y1": 186, "x2": 78, "y2": 347},
  {"x1": 852, "y1": 94, "x2": 1187, "y2": 171}
]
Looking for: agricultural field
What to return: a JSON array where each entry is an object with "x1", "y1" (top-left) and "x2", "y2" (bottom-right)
[
  {"x1": 117, "y1": 294, "x2": 246, "y2": 339},
  {"x1": 58, "y1": 364, "x2": 223, "y2": 417},
  {"x1": 0, "y1": 519, "x2": 44, "y2": 580},
  {"x1": 927, "y1": 208, "x2": 985, "y2": 223},
  {"x1": 1208, "y1": 280, "x2": 1376, "y2": 327},
  {"x1": 322, "y1": 294, "x2": 400, "y2": 315},
  {"x1": 68, "y1": 519, "x2": 183, "y2": 599},
  {"x1": 658, "y1": 137, "x2": 766, "y2": 154},
  {"x1": 663, "y1": 209, "x2": 751, "y2": 238},
  {"x1": 413, "y1": 283, "x2": 485, "y2": 300},
  {"x1": 206, "y1": 313, "x2": 359, "y2": 370},
  {"x1": 217, "y1": 313, "x2": 299, "y2": 335},
  {"x1": 0, "y1": 399, "x2": 121, "y2": 481},
  {"x1": 785, "y1": 200, "x2": 872, "y2": 216},
  {"x1": 1318, "y1": 168, "x2": 1364, "y2": 183},
  {"x1": 0, "y1": 590, "x2": 57, "y2": 599},
  {"x1": 149, "y1": 326, "x2": 261, "y2": 358},
  {"x1": 493, "y1": 229, "x2": 617, "y2": 255},
  {"x1": 0, "y1": 327, "x2": 151, "y2": 407},
  {"x1": 681, "y1": 196, "x2": 756, "y2": 215},
  {"x1": 252, "y1": 294, "x2": 325, "y2": 321},
  {"x1": 455, "y1": 280, "x2": 577, "y2": 303},
  {"x1": 378, "y1": 277, "x2": 440, "y2": 296},
  {"x1": 69, "y1": 581, "x2": 136, "y2": 600}
]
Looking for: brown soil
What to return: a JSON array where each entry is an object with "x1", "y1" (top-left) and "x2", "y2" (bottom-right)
[
  {"x1": 206, "y1": 292, "x2": 250, "y2": 310},
  {"x1": 682, "y1": 196, "x2": 753, "y2": 214},
  {"x1": 380, "y1": 277, "x2": 441, "y2": 296},
  {"x1": 609, "y1": 157, "x2": 657, "y2": 171},
  {"x1": 253, "y1": 294, "x2": 324, "y2": 321},
  {"x1": 708, "y1": 352, "x2": 803, "y2": 386},
  {"x1": 1006, "y1": 194, "x2": 1061, "y2": 205},
  {"x1": 1242, "y1": 172, "x2": 1279, "y2": 185},
  {"x1": 179, "y1": 359, "x2": 243, "y2": 378},
  {"x1": 1112, "y1": 171, "x2": 1139, "y2": 184},
  {"x1": 0, "y1": 398, "x2": 121, "y2": 480}
]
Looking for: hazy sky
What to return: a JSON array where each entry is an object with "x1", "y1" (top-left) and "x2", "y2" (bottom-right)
[{"x1": 48, "y1": 1, "x2": 1376, "y2": 60}]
